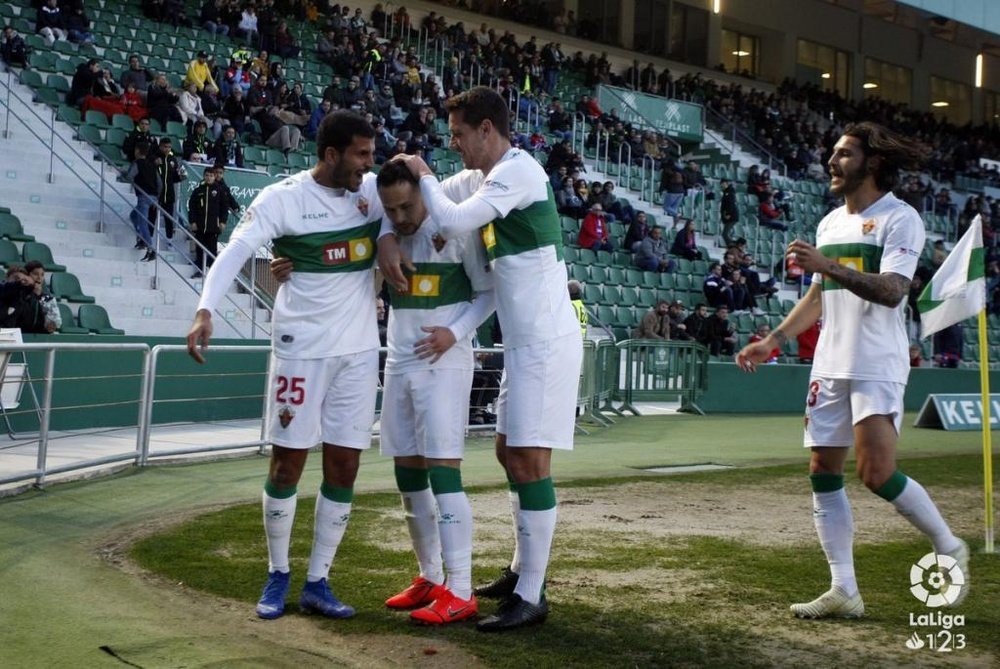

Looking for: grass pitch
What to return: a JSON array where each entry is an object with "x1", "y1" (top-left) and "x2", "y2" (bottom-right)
[{"x1": 132, "y1": 454, "x2": 1000, "y2": 668}]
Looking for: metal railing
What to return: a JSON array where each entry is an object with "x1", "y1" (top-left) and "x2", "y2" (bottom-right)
[
  {"x1": 0, "y1": 70, "x2": 272, "y2": 339},
  {"x1": 703, "y1": 105, "x2": 786, "y2": 177},
  {"x1": 0, "y1": 337, "x2": 708, "y2": 491}
]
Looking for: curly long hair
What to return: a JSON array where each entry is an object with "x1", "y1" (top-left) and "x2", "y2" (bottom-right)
[{"x1": 842, "y1": 121, "x2": 930, "y2": 192}]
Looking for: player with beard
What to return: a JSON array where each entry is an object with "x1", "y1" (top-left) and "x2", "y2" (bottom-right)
[
  {"x1": 735, "y1": 122, "x2": 969, "y2": 618},
  {"x1": 186, "y1": 111, "x2": 384, "y2": 621}
]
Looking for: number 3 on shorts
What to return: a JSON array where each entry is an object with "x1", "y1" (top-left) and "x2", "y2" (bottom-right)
[
  {"x1": 276, "y1": 375, "x2": 306, "y2": 405},
  {"x1": 806, "y1": 380, "x2": 820, "y2": 407}
]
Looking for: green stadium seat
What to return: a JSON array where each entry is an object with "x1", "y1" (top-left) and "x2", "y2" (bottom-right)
[
  {"x1": 57, "y1": 105, "x2": 82, "y2": 125},
  {"x1": 577, "y1": 248, "x2": 597, "y2": 265},
  {"x1": 84, "y1": 110, "x2": 111, "y2": 129},
  {"x1": 19, "y1": 69, "x2": 44, "y2": 88},
  {"x1": 568, "y1": 263, "x2": 588, "y2": 282},
  {"x1": 605, "y1": 266, "x2": 625, "y2": 286},
  {"x1": 77, "y1": 304, "x2": 124, "y2": 334},
  {"x1": 21, "y1": 242, "x2": 67, "y2": 272},
  {"x1": 50, "y1": 272, "x2": 95, "y2": 303},
  {"x1": 637, "y1": 287, "x2": 657, "y2": 306},
  {"x1": 619, "y1": 285, "x2": 638, "y2": 307},
  {"x1": 601, "y1": 284, "x2": 621, "y2": 305},
  {"x1": 583, "y1": 283, "x2": 603, "y2": 304},
  {"x1": 589, "y1": 265, "x2": 607, "y2": 283},
  {"x1": 0, "y1": 239, "x2": 21, "y2": 267},
  {"x1": 57, "y1": 303, "x2": 89, "y2": 334},
  {"x1": 56, "y1": 58, "x2": 78, "y2": 76},
  {"x1": 0, "y1": 214, "x2": 36, "y2": 242},
  {"x1": 622, "y1": 269, "x2": 642, "y2": 287},
  {"x1": 34, "y1": 88, "x2": 61, "y2": 106},
  {"x1": 111, "y1": 114, "x2": 135, "y2": 132},
  {"x1": 77, "y1": 124, "x2": 104, "y2": 145}
]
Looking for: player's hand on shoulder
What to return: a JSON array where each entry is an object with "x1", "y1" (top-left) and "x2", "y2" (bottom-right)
[{"x1": 377, "y1": 234, "x2": 414, "y2": 292}]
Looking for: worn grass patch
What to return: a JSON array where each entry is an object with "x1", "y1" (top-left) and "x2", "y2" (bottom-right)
[{"x1": 131, "y1": 454, "x2": 999, "y2": 667}]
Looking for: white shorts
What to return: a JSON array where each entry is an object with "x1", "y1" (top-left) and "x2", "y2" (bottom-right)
[
  {"x1": 266, "y1": 351, "x2": 379, "y2": 450},
  {"x1": 803, "y1": 377, "x2": 905, "y2": 448},
  {"x1": 379, "y1": 367, "x2": 472, "y2": 459},
  {"x1": 496, "y1": 332, "x2": 583, "y2": 450}
]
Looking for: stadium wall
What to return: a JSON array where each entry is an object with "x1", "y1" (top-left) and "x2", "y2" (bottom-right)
[{"x1": 698, "y1": 362, "x2": 1000, "y2": 414}]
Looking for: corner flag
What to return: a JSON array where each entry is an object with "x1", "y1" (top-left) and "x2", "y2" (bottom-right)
[{"x1": 917, "y1": 216, "x2": 986, "y2": 339}]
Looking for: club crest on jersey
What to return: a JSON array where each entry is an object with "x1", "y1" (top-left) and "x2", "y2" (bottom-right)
[
  {"x1": 278, "y1": 406, "x2": 295, "y2": 428},
  {"x1": 432, "y1": 233, "x2": 447, "y2": 252},
  {"x1": 356, "y1": 197, "x2": 369, "y2": 217},
  {"x1": 862, "y1": 218, "x2": 876, "y2": 235},
  {"x1": 322, "y1": 238, "x2": 373, "y2": 264},
  {"x1": 237, "y1": 207, "x2": 255, "y2": 230}
]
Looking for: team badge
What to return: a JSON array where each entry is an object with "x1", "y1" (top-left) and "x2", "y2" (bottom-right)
[
  {"x1": 862, "y1": 219, "x2": 876, "y2": 235},
  {"x1": 432, "y1": 233, "x2": 446, "y2": 252},
  {"x1": 356, "y1": 197, "x2": 369, "y2": 217},
  {"x1": 278, "y1": 406, "x2": 295, "y2": 428}
]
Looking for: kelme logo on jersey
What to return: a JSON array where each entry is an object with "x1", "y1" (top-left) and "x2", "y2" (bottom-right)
[
  {"x1": 400, "y1": 274, "x2": 440, "y2": 297},
  {"x1": 322, "y1": 238, "x2": 373, "y2": 265}
]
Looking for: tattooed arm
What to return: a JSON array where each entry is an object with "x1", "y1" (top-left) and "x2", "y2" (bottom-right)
[{"x1": 787, "y1": 239, "x2": 909, "y2": 308}]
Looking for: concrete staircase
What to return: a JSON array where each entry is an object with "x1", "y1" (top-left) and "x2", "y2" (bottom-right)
[{"x1": 0, "y1": 70, "x2": 268, "y2": 339}]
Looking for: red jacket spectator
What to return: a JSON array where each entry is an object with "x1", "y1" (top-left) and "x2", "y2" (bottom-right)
[
  {"x1": 578, "y1": 208, "x2": 613, "y2": 252},
  {"x1": 797, "y1": 320, "x2": 821, "y2": 363}
]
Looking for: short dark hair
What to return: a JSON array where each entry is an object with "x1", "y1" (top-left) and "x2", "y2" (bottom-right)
[
  {"x1": 444, "y1": 86, "x2": 510, "y2": 139},
  {"x1": 375, "y1": 159, "x2": 418, "y2": 190},
  {"x1": 24, "y1": 260, "x2": 43, "y2": 273},
  {"x1": 316, "y1": 110, "x2": 375, "y2": 160},
  {"x1": 842, "y1": 121, "x2": 930, "y2": 192},
  {"x1": 159, "y1": 136, "x2": 172, "y2": 146}
]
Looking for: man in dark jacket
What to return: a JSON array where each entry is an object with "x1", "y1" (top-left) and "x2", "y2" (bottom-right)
[
  {"x1": 69, "y1": 59, "x2": 102, "y2": 107},
  {"x1": 183, "y1": 120, "x2": 214, "y2": 162},
  {"x1": 211, "y1": 163, "x2": 240, "y2": 226},
  {"x1": 1, "y1": 26, "x2": 29, "y2": 67},
  {"x1": 0, "y1": 266, "x2": 48, "y2": 333},
  {"x1": 153, "y1": 137, "x2": 187, "y2": 240},
  {"x1": 213, "y1": 125, "x2": 245, "y2": 168},
  {"x1": 128, "y1": 141, "x2": 160, "y2": 258},
  {"x1": 719, "y1": 179, "x2": 739, "y2": 248},
  {"x1": 188, "y1": 168, "x2": 224, "y2": 277},
  {"x1": 683, "y1": 302, "x2": 711, "y2": 347}
]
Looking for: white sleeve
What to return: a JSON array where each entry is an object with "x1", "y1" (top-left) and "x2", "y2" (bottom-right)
[
  {"x1": 419, "y1": 174, "x2": 500, "y2": 238},
  {"x1": 195, "y1": 237, "x2": 256, "y2": 312},
  {"x1": 879, "y1": 207, "x2": 924, "y2": 279},
  {"x1": 446, "y1": 287, "x2": 495, "y2": 344}
]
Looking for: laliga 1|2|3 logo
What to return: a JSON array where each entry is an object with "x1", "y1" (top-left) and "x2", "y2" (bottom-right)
[{"x1": 904, "y1": 551, "x2": 966, "y2": 653}]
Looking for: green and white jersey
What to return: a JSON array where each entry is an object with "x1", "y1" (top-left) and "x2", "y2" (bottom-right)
[
  {"x1": 812, "y1": 192, "x2": 924, "y2": 383},
  {"x1": 226, "y1": 170, "x2": 384, "y2": 359},
  {"x1": 472, "y1": 148, "x2": 579, "y2": 347},
  {"x1": 386, "y1": 208, "x2": 493, "y2": 373}
]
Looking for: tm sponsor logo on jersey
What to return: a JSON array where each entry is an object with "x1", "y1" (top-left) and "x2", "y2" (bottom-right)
[{"x1": 322, "y1": 238, "x2": 373, "y2": 264}]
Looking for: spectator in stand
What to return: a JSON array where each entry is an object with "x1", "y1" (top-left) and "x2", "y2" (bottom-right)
[
  {"x1": 796, "y1": 319, "x2": 820, "y2": 364},
  {"x1": 748, "y1": 323, "x2": 780, "y2": 363},
  {"x1": 123, "y1": 117, "x2": 156, "y2": 161},
  {"x1": 304, "y1": 98, "x2": 332, "y2": 141},
  {"x1": 274, "y1": 20, "x2": 300, "y2": 59},
  {"x1": 24, "y1": 261, "x2": 61, "y2": 333},
  {"x1": 127, "y1": 141, "x2": 158, "y2": 258},
  {"x1": 221, "y1": 58, "x2": 252, "y2": 98},
  {"x1": 36, "y1": 0, "x2": 67, "y2": 46},
  {"x1": 146, "y1": 74, "x2": 182, "y2": 128},
  {"x1": 69, "y1": 58, "x2": 103, "y2": 107},
  {"x1": 0, "y1": 265, "x2": 52, "y2": 333},
  {"x1": 370, "y1": 3, "x2": 388, "y2": 34},
  {"x1": 933, "y1": 323, "x2": 963, "y2": 368},
  {"x1": 1, "y1": 26, "x2": 28, "y2": 68},
  {"x1": 188, "y1": 167, "x2": 225, "y2": 278},
  {"x1": 706, "y1": 305, "x2": 737, "y2": 356},
  {"x1": 238, "y1": 4, "x2": 259, "y2": 47},
  {"x1": 703, "y1": 261, "x2": 736, "y2": 311},
  {"x1": 153, "y1": 137, "x2": 187, "y2": 240},
  {"x1": 578, "y1": 203, "x2": 614, "y2": 252},
  {"x1": 909, "y1": 343, "x2": 926, "y2": 368},
  {"x1": 684, "y1": 302, "x2": 711, "y2": 347},
  {"x1": 624, "y1": 210, "x2": 650, "y2": 253},
  {"x1": 220, "y1": 87, "x2": 247, "y2": 134},
  {"x1": 987, "y1": 260, "x2": 1000, "y2": 316},
  {"x1": 183, "y1": 120, "x2": 214, "y2": 162},
  {"x1": 666, "y1": 300, "x2": 690, "y2": 340},
  {"x1": 758, "y1": 191, "x2": 790, "y2": 231},
  {"x1": 633, "y1": 299, "x2": 671, "y2": 340},
  {"x1": 597, "y1": 181, "x2": 634, "y2": 224},
  {"x1": 747, "y1": 164, "x2": 766, "y2": 198},
  {"x1": 681, "y1": 160, "x2": 709, "y2": 201},
  {"x1": 120, "y1": 55, "x2": 155, "y2": 101},
  {"x1": 65, "y1": 5, "x2": 95, "y2": 45},
  {"x1": 719, "y1": 179, "x2": 739, "y2": 248},
  {"x1": 213, "y1": 124, "x2": 245, "y2": 168},
  {"x1": 556, "y1": 175, "x2": 586, "y2": 219},
  {"x1": 739, "y1": 252, "x2": 779, "y2": 298},
  {"x1": 933, "y1": 188, "x2": 957, "y2": 218},
  {"x1": 184, "y1": 51, "x2": 219, "y2": 94},
  {"x1": 201, "y1": 0, "x2": 230, "y2": 36},
  {"x1": 670, "y1": 219, "x2": 703, "y2": 260},
  {"x1": 635, "y1": 226, "x2": 675, "y2": 273},
  {"x1": 660, "y1": 163, "x2": 685, "y2": 219},
  {"x1": 930, "y1": 239, "x2": 948, "y2": 270},
  {"x1": 177, "y1": 83, "x2": 211, "y2": 127},
  {"x1": 257, "y1": 0, "x2": 279, "y2": 53}
]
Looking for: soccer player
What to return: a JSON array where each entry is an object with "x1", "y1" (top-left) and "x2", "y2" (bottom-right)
[
  {"x1": 270, "y1": 160, "x2": 495, "y2": 624},
  {"x1": 186, "y1": 111, "x2": 384, "y2": 621},
  {"x1": 735, "y1": 121, "x2": 969, "y2": 618},
  {"x1": 384, "y1": 86, "x2": 583, "y2": 631}
]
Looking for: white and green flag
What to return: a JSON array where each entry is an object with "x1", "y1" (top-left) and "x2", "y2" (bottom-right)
[{"x1": 917, "y1": 216, "x2": 986, "y2": 339}]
